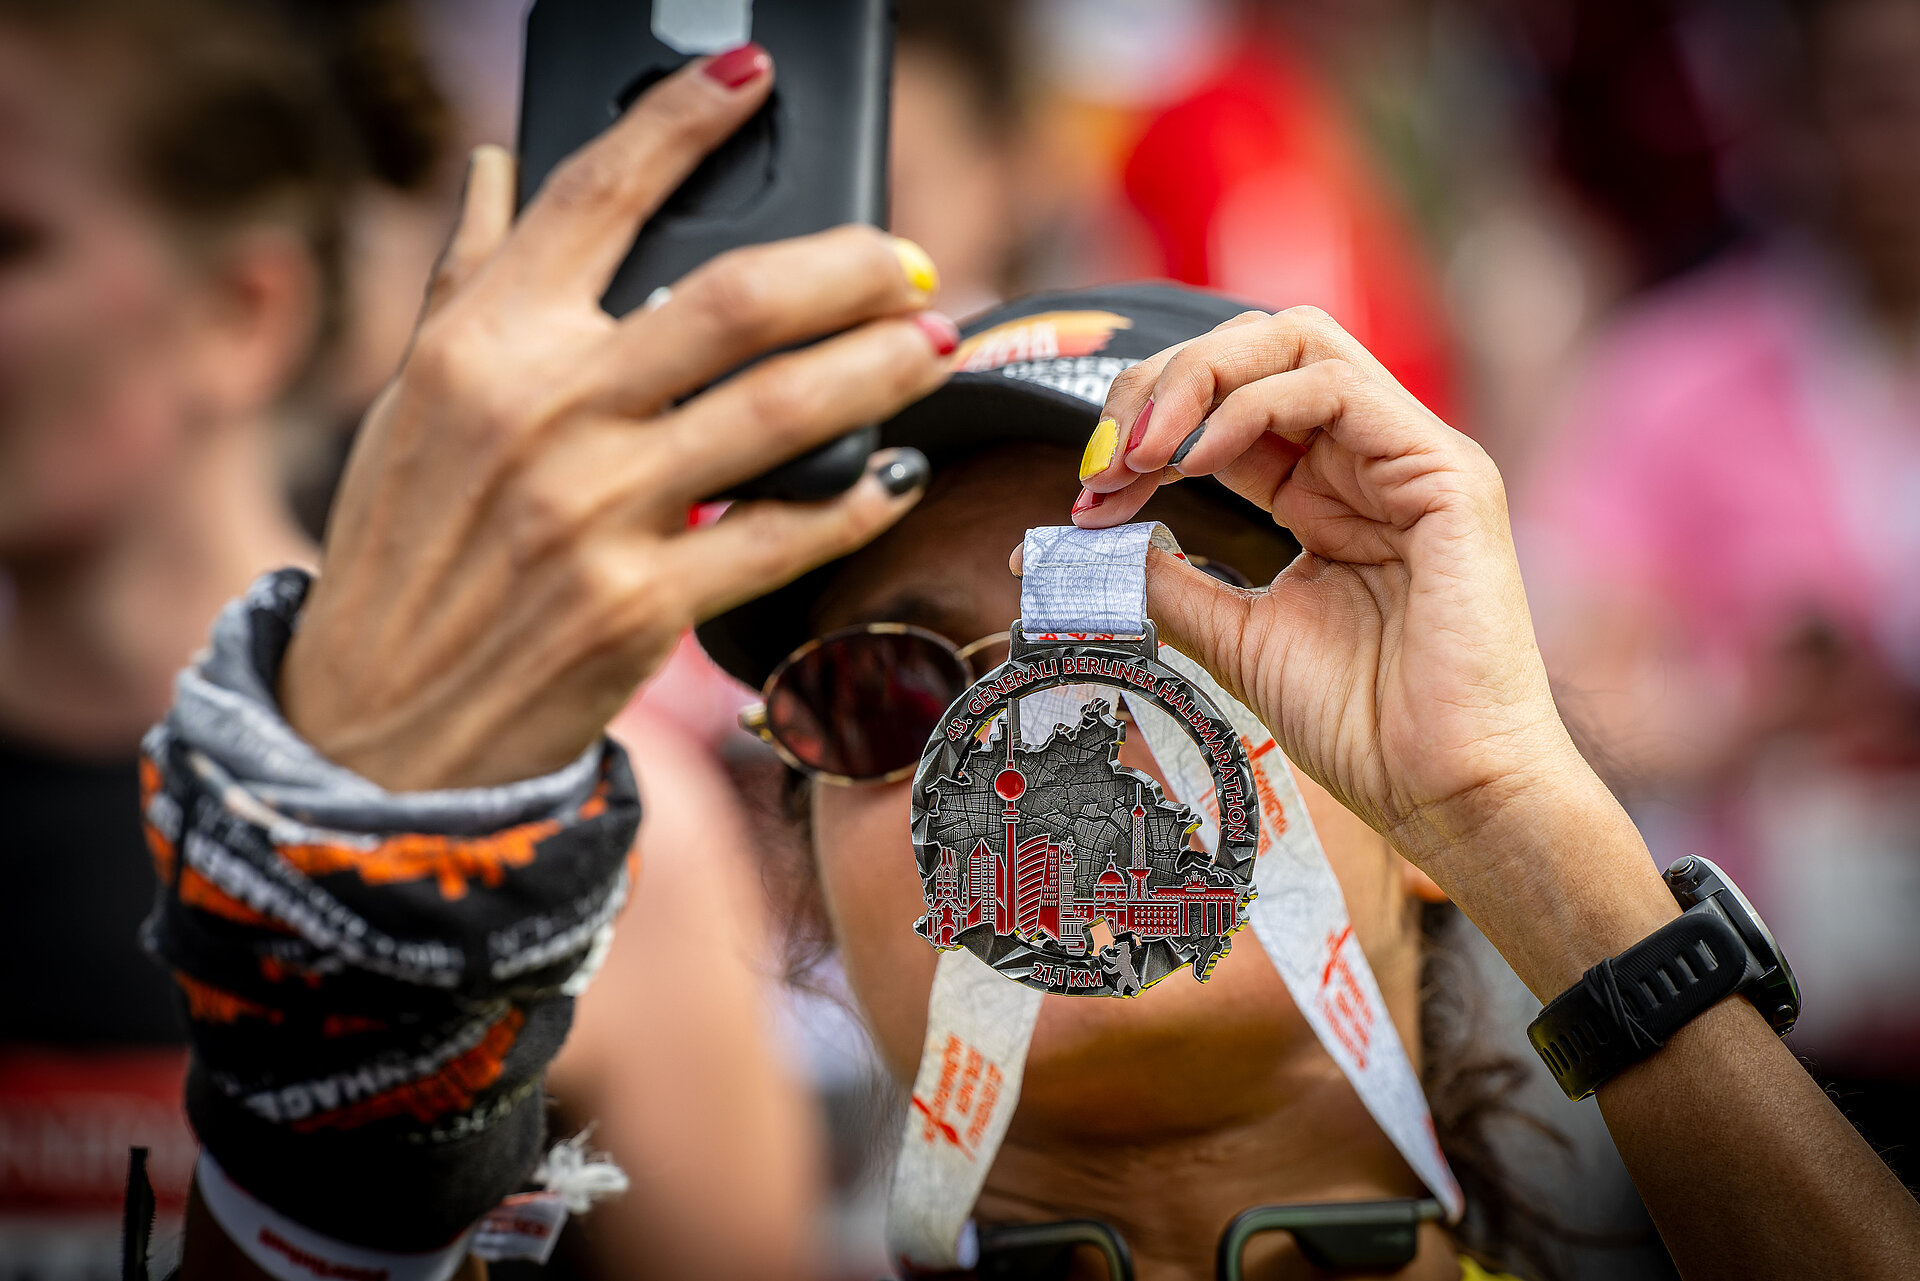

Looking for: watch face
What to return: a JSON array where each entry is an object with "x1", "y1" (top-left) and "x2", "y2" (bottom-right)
[{"x1": 1682, "y1": 857, "x2": 1802, "y2": 1035}]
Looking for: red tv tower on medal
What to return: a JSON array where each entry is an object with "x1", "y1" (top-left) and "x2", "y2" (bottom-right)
[{"x1": 993, "y1": 694, "x2": 1024, "y2": 930}]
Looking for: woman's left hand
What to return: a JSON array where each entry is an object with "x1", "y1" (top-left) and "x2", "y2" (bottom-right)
[{"x1": 1072, "y1": 307, "x2": 1591, "y2": 882}]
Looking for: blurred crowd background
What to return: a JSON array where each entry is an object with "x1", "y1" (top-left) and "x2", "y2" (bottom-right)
[{"x1": 3, "y1": 0, "x2": 1916, "y2": 1279}]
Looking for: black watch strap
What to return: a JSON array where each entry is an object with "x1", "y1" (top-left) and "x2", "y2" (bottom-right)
[{"x1": 1528, "y1": 908, "x2": 1749, "y2": 1100}]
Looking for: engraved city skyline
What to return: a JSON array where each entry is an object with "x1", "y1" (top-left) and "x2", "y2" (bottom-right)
[{"x1": 917, "y1": 695, "x2": 1246, "y2": 960}]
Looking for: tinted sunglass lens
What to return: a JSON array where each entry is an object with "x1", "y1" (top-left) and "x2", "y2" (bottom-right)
[{"x1": 766, "y1": 631, "x2": 970, "y2": 779}]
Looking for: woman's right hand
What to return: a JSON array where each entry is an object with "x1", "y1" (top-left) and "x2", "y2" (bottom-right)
[
  {"x1": 280, "y1": 48, "x2": 956, "y2": 792},
  {"x1": 1074, "y1": 308, "x2": 1575, "y2": 864},
  {"x1": 1072, "y1": 307, "x2": 1678, "y2": 996}
]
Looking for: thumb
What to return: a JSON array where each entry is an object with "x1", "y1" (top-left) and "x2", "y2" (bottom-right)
[
  {"x1": 1142, "y1": 545, "x2": 1261, "y2": 709},
  {"x1": 420, "y1": 144, "x2": 516, "y2": 322}
]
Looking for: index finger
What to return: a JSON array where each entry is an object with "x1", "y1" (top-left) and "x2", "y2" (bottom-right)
[
  {"x1": 1074, "y1": 311, "x2": 1264, "y2": 490},
  {"x1": 495, "y1": 46, "x2": 775, "y2": 304},
  {"x1": 1083, "y1": 307, "x2": 1390, "y2": 492}
]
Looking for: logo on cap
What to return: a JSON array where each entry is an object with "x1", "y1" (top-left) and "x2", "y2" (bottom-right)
[{"x1": 954, "y1": 310, "x2": 1137, "y2": 407}]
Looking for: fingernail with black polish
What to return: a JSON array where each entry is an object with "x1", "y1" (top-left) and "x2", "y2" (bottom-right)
[
  {"x1": 1170, "y1": 424, "x2": 1207, "y2": 470},
  {"x1": 873, "y1": 447, "x2": 930, "y2": 496}
]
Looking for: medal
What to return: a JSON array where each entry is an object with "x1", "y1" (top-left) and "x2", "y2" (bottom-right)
[{"x1": 908, "y1": 530, "x2": 1257, "y2": 997}]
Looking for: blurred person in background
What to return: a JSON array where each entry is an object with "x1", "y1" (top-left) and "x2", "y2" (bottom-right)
[
  {"x1": 1524, "y1": 0, "x2": 1920, "y2": 1189},
  {"x1": 0, "y1": 6, "x2": 827, "y2": 1281},
  {"x1": 0, "y1": 2, "x2": 375, "y2": 1272},
  {"x1": 954, "y1": 0, "x2": 1455, "y2": 419},
  {"x1": 889, "y1": 0, "x2": 1027, "y2": 317}
]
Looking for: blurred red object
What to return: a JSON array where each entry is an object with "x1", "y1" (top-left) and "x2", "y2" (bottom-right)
[
  {"x1": 0, "y1": 1048, "x2": 193, "y2": 1214},
  {"x1": 1121, "y1": 45, "x2": 1457, "y2": 424}
]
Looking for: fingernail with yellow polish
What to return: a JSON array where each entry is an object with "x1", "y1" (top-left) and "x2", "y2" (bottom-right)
[
  {"x1": 893, "y1": 238, "x2": 939, "y2": 297},
  {"x1": 1079, "y1": 416, "x2": 1119, "y2": 481}
]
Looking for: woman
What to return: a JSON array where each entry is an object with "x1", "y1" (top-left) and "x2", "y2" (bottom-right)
[
  {"x1": 698, "y1": 285, "x2": 1546, "y2": 1278},
  {"x1": 699, "y1": 280, "x2": 1920, "y2": 1276},
  {"x1": 161, "y1": 39, "x2": 1919, "y2": 1281}
]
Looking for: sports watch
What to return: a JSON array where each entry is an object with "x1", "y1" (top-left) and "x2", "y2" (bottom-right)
[{"x1": 1528, "y1": 855, "x2": 1800, "y2": 1101}]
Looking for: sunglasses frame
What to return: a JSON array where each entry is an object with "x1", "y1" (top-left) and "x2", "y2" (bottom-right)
[
  {"x1": 739, "y1": 623, "x2": 1010, "y2": 786},
  {"x1": 976, "y1": 1218, "x2": 1135, "y2": 1280},
  {"x1": 1215, "y1": 1197, "x2": 1444, "y2": 1278}
]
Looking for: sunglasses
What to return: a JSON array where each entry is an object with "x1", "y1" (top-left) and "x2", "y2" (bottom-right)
[
  {"x1": 890, "y1": 1198, "x2": 1442, "y2": 1281},
  {"x1": 1218, "y1": 1198, "x2": 1444, "y2": 1278},
  {"x1": 739, "y1": 623, "x2": 1011, "y2": 785}
]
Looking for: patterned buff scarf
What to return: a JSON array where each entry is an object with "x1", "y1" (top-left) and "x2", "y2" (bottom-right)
[{"x1": 139, "y1": 570, "x2": 641, "y2": 1252}]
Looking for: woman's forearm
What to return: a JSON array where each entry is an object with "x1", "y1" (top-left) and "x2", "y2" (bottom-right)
[
  {"x1": 1600, "y1": 996, "x2": 1920, "y2": 1280},
  {"x1": 1409, "y1": 760, "x2": 1679, "y2": 1003},
  {"x1": 1423, "y1": 772, "x2": 1920, "y2": 1281}
]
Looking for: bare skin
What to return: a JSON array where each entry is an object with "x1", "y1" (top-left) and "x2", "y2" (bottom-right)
[
  {"x1": 549, "y1": 708, "x2": 829, "y2": 1280},
  {"x1": 280, "y1": 55, "x2": 955, "y2": 792},
  {"x1": 0, "y1": 424, "x2": 313, "y2": 753},
  {"x1": 1075, "y1": 305, "x2": 1920, "y2": 1281}
]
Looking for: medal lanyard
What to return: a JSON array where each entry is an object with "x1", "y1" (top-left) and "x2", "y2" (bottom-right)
[{"x1": 887, "y1": 524, "x2": 1461, "y2": 1273}]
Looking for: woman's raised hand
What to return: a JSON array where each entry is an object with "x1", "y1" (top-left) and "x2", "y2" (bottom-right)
[
  {"x1": 1074, "y1": 307, "x2": 1591, "y2": 879},
  {"x1": 280, "y1": 50, "x2": 956, "y2": 792}
]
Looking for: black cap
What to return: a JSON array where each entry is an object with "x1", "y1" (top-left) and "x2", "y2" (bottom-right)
[{"x1": 696, "y1": 282, "x2": 1265, "y2": 690}]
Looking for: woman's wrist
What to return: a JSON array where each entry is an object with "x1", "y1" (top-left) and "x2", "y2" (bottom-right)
[
  {"x1": 151, "y1": 570, "x2": 641, "y2": 1247},
  {"x1": 1403, "y1": 757, "x2": 1681, "y2": 1001}
]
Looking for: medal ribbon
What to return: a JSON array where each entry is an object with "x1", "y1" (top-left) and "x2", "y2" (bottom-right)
[
  {"x1": 1134, "y1": 647, "x2": 1463, "y2": 1219},
  {"x1": 886, "y1": 524, "x2": 1460, "y2": 1272}
]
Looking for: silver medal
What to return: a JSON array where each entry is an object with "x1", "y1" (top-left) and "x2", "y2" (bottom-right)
[{"x1": 909, "y1": 622, "x2": 1257, "y2": 997}]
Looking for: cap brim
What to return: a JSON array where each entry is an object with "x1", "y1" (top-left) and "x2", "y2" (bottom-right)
[{"x1": 696, "y1": 282, "x2": 1271, "y2": 690}]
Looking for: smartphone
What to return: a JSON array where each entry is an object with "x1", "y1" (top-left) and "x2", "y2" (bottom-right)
[{"x1": 517, "y1": 0, "x2": 895, "y2": 501}]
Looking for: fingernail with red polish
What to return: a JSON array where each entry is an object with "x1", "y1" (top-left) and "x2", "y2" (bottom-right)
[
  {"x1": 914, "y1": 310, "x2": 960, "y2": 356},
  {"x1": 1071, "y1": 487, "x2": 1102, "y2": 517},
  {"x1": 1126, "y1": 400, "x2": 1154, "y2": 454},
  {"x1": 703, "y1": 43, "x2": 771, "y2": 89}
]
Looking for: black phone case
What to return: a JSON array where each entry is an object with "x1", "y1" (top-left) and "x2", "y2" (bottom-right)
[{"x1": 518, "y1": 0, "x2": 894, "y2": 502}]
